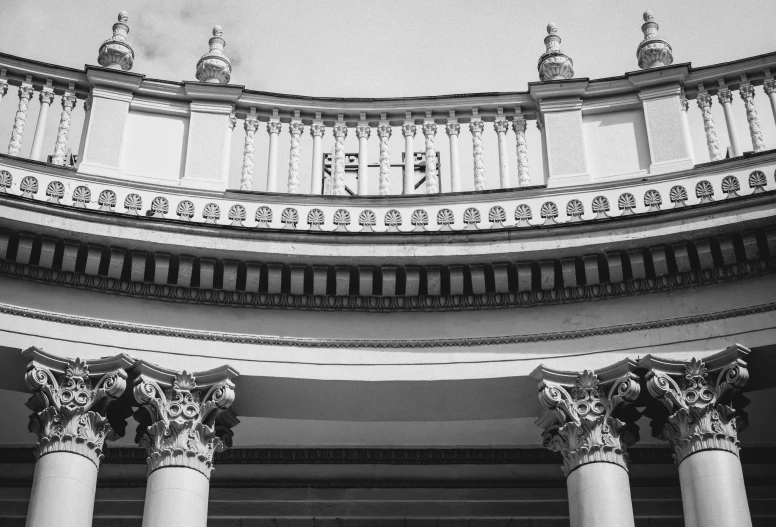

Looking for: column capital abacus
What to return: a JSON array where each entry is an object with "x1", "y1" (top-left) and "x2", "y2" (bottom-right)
[
  {"x1": 717, "y1": 88, "x2": 734, "y2": 105},
  {"x1": 333, "y1": 122, "x2": 348, "y2": 138},
  {"x1": 23, "y1": 347, "x2": 131, "y2": 468},
  {"x1": 445, "y1": 122, "x2": 460, "y2": 136},
  {"x1": 355, "y1": 125, "x2": 371, "y2": 140},
  {"x1": 402, "y1": 123, "x2": 417, "y2": 138},
  {"x1": 764, "y1": 79, "x2": 776, "y2": 95},
  {"x1": 536, "y1": 360, "x2": 641, "y2": 477},
  {"x1": 310, "y1": 123, "x2": 326, "y2": 137},
  {"x1": 39, "y1": 88, "x2": 55, "y2": 106},
  {"x1": 266, "y1": 120, "x2": 282, "y2": 135},
  {"x1": 377, "y1": 124, "x2": 392, "y2": 138},
  {"x1": 493, "y1": 120, "x2": 510, "y2": 134},
  {"x1": 289, "y1": 122, "x2": 305, "y2": 136},
  {"x1": 739, "y1": 83, "x2": 756, "y2": 101},
  {"x1": 640, "y1": 344, "x2": 750, "y2": 465},
  {"x1": 133, "y1": 366, "x2": 238, "y2": 479}
]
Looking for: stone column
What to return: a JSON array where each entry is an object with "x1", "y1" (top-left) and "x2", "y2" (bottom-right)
[
  {"x1": 310, "y1": 123, "x2": 325, "y2": 194},
  {"x1": 494, "y1": 119, "x2": 511, "y2": 189},
  {"x1": 377, "y1": 124, "x2": 392, "y2": 195},
  {"x1": 696, "y1": 93, "x2": 723, "y2": 161},
  {"x1": 240, "y1": 117, "x2": 260, "y2": 190},
  {"x1": 134, "y1": 368, "x2": 237, "y2": 527},
  {"x1": 763, "y1": 79, "x2": 776, "y2": 126},
  {"x1": 513, "y1": 117, "x2": 530, "y2": 187},
  {"x1": 8, "y1": 84, "x2": 35, "y2": 156},
  {"x1": 717, "y1": 88, "x2": 742, "y2": 157},
  {"x1": 265, "y1": 120, "x2": 282, "y2": 192},
  {"x1": 401, "y1": 123, "x2": 416, "y2": 195},
  {"x1": 445, "y1": 123, "x2": 461, "y2": 192},
  {"x1": 641, "y1": 344, "x2": 753, "y2": 527},
  {"x1": 51, "y1": 92, "x2": 79, "y2": 166},
  {"x1": 30, "y1": 87, "x2": 55, "y2": 161},
  {"x1": 469, "y1": 120, "x2": 486, "y2": 191},
  {"x1": 422, "y1": 122, "x2": 439, "y2": 194},
  {"x1": 536, "y1": 362, "x2": 640, "y2": 527},
  {"x1": 222, "y1": 113, "x2": 236, "y2": 184},
  {"x1": 739, "y1": 84, "x2": 765, "y2": 153},
  {"x1": 288, "y1": 122, "x2": 304, "y2": 193},
  {"x1": 23, "y1": 348, "x2": 131, "y2": 527},
  {"x1": 679, "y1": 98, "x2": 696, "y2": 165},
  {"x1": 332, "y1": 122, "x2": 348, "y2": 195},
  {"x1": 355, "y1": 125, "x2": 371, "y2": 195}
]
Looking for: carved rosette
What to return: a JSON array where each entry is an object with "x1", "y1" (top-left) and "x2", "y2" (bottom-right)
[
  {"x1": 644, "y1": 351, "x2": 750, "y2": 465},
  {"x1": 538, "y1": 370, "x2": 640, "y2": 476},
  {"x1": 25, "y1": 356, "x2": 128, "y2": 467},
  {"x1": 52, "y1": 93, "x2": 78, "y2": 165},
  {"x1": 469, "y1": 121, "x2": 486, "y2": 191},
  {"x1": 8, "y1": 85, "x2": 35, "y2": 156},
  {"x1": 287, "y1": 122, "x2": 305, "y2": 193},
  {"x1": 196, "y1": 26, "x2": 232, "y2": 84},
  {"x1": 513, "y1": 118, "x2": 530, "y2": 187},
  {"x1": 377, "y1": 124, "x2": 392, "y2": 196},
  {"x1": 636, "y1": 11, "x2": 673, "y2": 69},
  {"x1": 538, "y1": 23, "x2": 574, "y2": 81},
  {"x1": 134, "y1": 371, "x2": 235, "y2": 478},
  {"x1": 422, "y1": 123, "x2": 439, "y2": 194},
  {"x1": 696, "y1": 94, "x2": 723, "y2": 161},
  {"x1": 98, "y1": 12, "x2": 134, "y2": 71},
  {"x1": 332, "y1": 123, "x2": 348, "y2": 196},
  {"x1": 240, "y1": 118, "x2": 259, "y2": 191},
  {"x1": 739, "y1": 85, "x2": 765, "y2": 153}
]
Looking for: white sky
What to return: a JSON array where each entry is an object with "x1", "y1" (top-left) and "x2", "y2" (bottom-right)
[{"x1": 2, "y1": 0, "x2": 776, "y2": 192}]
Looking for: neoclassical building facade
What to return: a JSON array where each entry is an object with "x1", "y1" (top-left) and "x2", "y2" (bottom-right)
[{"x1": 0, "y1": 9, "x2": 775, "y2": 527}]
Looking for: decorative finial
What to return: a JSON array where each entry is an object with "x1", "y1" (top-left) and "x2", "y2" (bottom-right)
[
  {"x1": 637, "y1": 10, "x2": 673, "y2": 69},
  {"x1": 97, "y1": 11, "x2": 134, "y2": 71},
  {"x1": 196, "y1": 25, "x2": 232, "y2": 84},
  {"x1": 538, "y1": 23, "x2": 574, "y2": 81}
]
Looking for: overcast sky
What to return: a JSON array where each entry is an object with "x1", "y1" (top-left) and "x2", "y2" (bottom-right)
[{"x1": 2, "y1": 0, "x2": 776, "y2": 191}]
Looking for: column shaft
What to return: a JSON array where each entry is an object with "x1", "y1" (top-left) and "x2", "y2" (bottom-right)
[
  {"x1": 739, "y1": 85, "x2": 765, "y2": 153},
  {"x1": 266, "y1": 121, "x2": 281, "y2": 192},
  {"x1": 377, "y1": 124, "x2": 392, "y2": 195},
  {"x1": 764, "y1": 80, "x2": 776, "y2": 126},
  {"x1": 423, "y1": 122, "x2": 439, "y2": 194},
  {"x1": 446, "y1": 123, "x2": 461, "y2": 192},
  {"x1": 240, "y1": 118, "x2": 259, "y2": 190},
  {"x1": 718, "y1": 89, "x2": 742, "y2": 157},
  {"x1": 567, "y1": 463, "x2": 636, "y2": 527},
  {"x1": 678, "y1": 450, "x2": 752, "y2": 527},
  {"x1": 470, "y1": 120, "x2": 485, "y2": 191},
  {"x1": 696, "y1": 94, "x2": 723, "y2": 161},
  {"x1": 30, "y1": 89, "x2": 54, "y2": 161},
  {"x1": 288, "y1": 122, "x2": 304, "y2": 193},
  {"x1": 402, "y1": 123, "x2": 415, "y2": 195},
  {"x1": 9, "y1": 84, "x2": 35, "y2": 156},
  {"x1": 26, "y1": 452, "x2": 98, "y2": 527},
  {"x1": 680, "y1": 98, "x2": 695, "y2": 164},
  {"x1": 142, "y1": 467, "x2": 210, "y2": 527},
  {"x1": 52, "y1": 93, "x2": 78, "y2": 166},
  {"x1": 356, "y1": 125, "x2": 370, "y2": 195},
  {"x1": 310, "y1": 123, "x2": 325, "y2": 194},
  {"x1": 332, "y1": 123, "x2": 348, "y2": 195},
  {"x1": 514, "y1": 118, "x2": 531, "y2": 187},
  {"x1": 495, "y1": 120, "x2": 510, "y2": 189}
]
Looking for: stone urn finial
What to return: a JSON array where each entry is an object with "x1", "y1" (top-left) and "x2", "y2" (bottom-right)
[
  {"x1": 538, "y1": 23, "x2": 574, "y2": 81},
  {"x1": 196, "y1": 25, "x2": 232, "y2": 84},
  {"x1": 637, "y1": 10, "x2": 673, "y2": 69},
  {"x1": 97, "y1": 11, "x2": 134, "y2": 71}
]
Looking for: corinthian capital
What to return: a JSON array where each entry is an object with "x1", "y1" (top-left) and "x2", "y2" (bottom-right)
[
  {"x1": 23, "y1": 347, "x2": 132, "y2": 467},
  {"x1": 310, "y1": 123, "x2": 326, "y2": 137},
  {"x1": 39, "y1": 88, "x2": 55, "y2": 106},
  {"x1": 133, "y1": 364, "x2": 238, "y2": 478},
  {"x1": 696, "y1": 92, "x2": 712, "y2": 110},
  {"x1": 401, "y1": 123, "x2": 416, "y2": 138},
  {"x1": 717, "y1": 88, "x2": 734, "y2": 105},
  {"x1": 445, "y1": 123, "x2": 460, "y2": 136},
  {"x1": 0, "y1": 79, "x2": 8, "y2": 97},
  {"x1": 333, "y1": 123, "x2": 348, "y2": 138},
  {"x1": 493, "y1": 120, "x2": 510, "y2": 134},
  {"x1": 266, "y1": 121, "x2": 282, "y2": 135},
  {"x1": 422, "y1": 122, "x2": 437, "y2": 137},
  {"x1": 640, "y1": 344, "x2": 750, "y2": 465},
  {"x1": 536, "y1": 360, "x2": 641, "y2": 477},
  {"x1": 61, "y1": 93, "x2": 78, "y2": 111},
  {"x1": 377, "y1": 124, "x2": 392, "y2": 138},
  {"x1": 739, "y1": 84, "x2": 756, "y2": 101},
  {"x1": 355, "y1": 125, "x2": 371, "y2": 140},
  {"x1": 289, "y1": 122, "x2": 305, "y2": 136},
  {"x1": 765, "y1": 79, "x2": 776, "y2": 95}
]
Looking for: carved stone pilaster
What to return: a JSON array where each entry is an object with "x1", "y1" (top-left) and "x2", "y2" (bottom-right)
[
  {"x1": 196, "y1": 26, "x2": 232, "y2": 84},
  {"x1": 538, "y1": 23, "x2": 574, "y2": 81},
  {"x1": 513, "y1": 118, "x2": 530, "y2": 187},
  {"x1": 240, "y1": 118, "x2": 260, "y2": 191},
  {"x1": 24, "y1": 348, "x2": 131, "y2": 468},
  {"x1": 696, "y1": 93, "x2": 723, "y2": 161},
  {"x1": 469, "y1": 120, "x2": 486, "y2": 191},
  {"x1": 98, "y1": 11, "x2": 134, "y2": 71},
  {"x1": 422, "y1": 122, "x2": 439, "y2": 194},
  {"x1": 739, "y1": 84, "x2": 766, "y2": 152},
  {"x1": 332, "y1": 123, "x2": 348, "y2": 196},
  {"x1": 536, "y1": 362, "x2": 641, "y2": 477},
  {"x1": 133, "y1": 369, "x2": 236, "y2": 478},
  {"x1": 641, "y1": 345, "x2": 750, "y2": 465},
  {"x1": 377, "y1": 124, "x2": 392, "y2": 196},
  {"x1": 287, "y1": 122, "x2": 305, "y2": 193},
  {"x1": 51, "y1": 93, "x2": 78, "y2": 165},
  {"x1": 637, "y1": 10, "x2": 673, "y2": 69},
  {"x1": 8, "y1": 84, "x2": 34, "y2": 156},
  {"x1": 402, "y1": 123, "x2": 417, "y2": 138}
]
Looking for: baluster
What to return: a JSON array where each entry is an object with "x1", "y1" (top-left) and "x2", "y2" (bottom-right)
[
  {"x1": 696, "y1": 92, "x2": 723, "y2": 161},
  {"x1": 469, "y1": 120, "x2": 485, "y2": 191},
  {"x1": 401, "y1": 118, "x2": 416, "y2": 195},
  {"x1": 355, "y1": 121, "x2": 370, "y2": 195},
  {"x1": 332, "y1": 121, "x2": 348, "y2": 195},
  {"x1": 377, "y1": 123, "x2": 392, "y2": 195},
  {"x1": 422, "y1": 120, "x2": 439, "y2": 194},
  {"x1": 739, "y1": 84, "x2": 765, "y2": 152},
  {"x1": 494, "y1": 118, "x2": 511, "y2": 189},
  {"x1": 717, "y1": 86, "x2": 742, "y2": 157},
  {"x1": 266, "y1": 120, "x2": 281, "y2": 192},
  {"x1": 310, "y1": 121, "x2": 325, "y2": 194},
  {"x1": 764, "y1": 78, "x2": 776, "y2": 126},
  {"x1": 29, "y1": 85, "x2": 55, "y2": 161},
  {"x1": 445, "y1": 122, "x2": 461, "y2": 192},
  {"x1": 51, "y1": 90, "x2": 78, "y2": 165},
  {"x1": 513, "y1": 116, "x2": 531, "y2": 187},
  {"x1": 288, "y1": 121, "x2": 304, "y2": 193},
  {"x1": 8, "y1": 83, "x2": 35, "y2": 156},
  {"x1": 240, "y1": 114, "x2": 259, "y2": 190}
]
